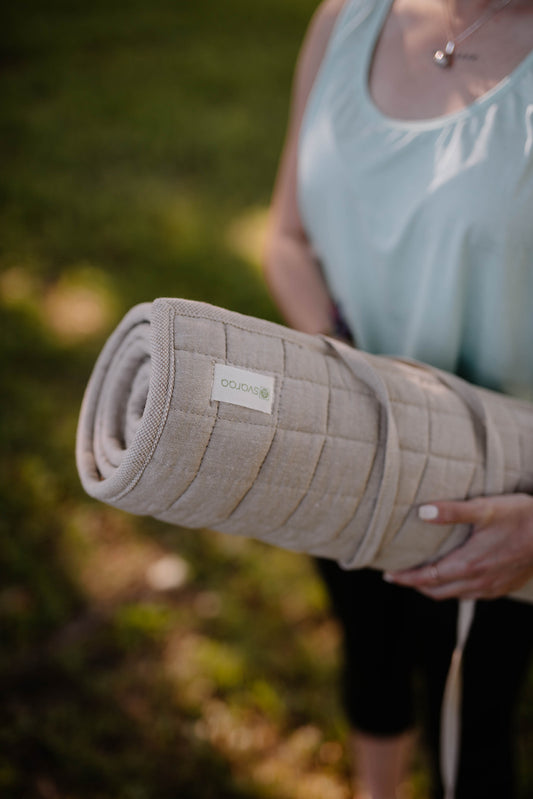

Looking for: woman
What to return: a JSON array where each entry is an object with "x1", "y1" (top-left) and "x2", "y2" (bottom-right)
[{"x1": 263, "y1": 1, "x2": 533, "y2": 797}]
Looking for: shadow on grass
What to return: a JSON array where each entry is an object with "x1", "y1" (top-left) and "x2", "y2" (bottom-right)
[{"x1": 1, "y1": 622, "x2": 260, "y2": 799}]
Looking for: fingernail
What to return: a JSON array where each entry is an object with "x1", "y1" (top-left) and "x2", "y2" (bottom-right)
[
  {"x1": 383, "y1": 573, "x2": 395, "y2": 583},
  {"x1": 418, "y1": 504, "x2": 439, "y2": 521}
]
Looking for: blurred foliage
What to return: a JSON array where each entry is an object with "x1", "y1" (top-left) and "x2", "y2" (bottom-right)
[{"x1": 1, "y1": 1, "x2": 532, "y2": 798}]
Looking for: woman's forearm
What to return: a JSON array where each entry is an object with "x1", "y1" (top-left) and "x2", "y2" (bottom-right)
[{"x1": 263, "y1": 233, "x2": 334, "y2": 335}]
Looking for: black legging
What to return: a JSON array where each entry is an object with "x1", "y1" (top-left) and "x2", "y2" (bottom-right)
[{"x1": 315, "y1": 560, "x2": 533, "y2": 799}]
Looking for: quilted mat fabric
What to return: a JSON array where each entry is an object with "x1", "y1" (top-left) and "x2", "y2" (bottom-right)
[{"x1": 76, "y1": 298, "x2": 533, "y2": 603}]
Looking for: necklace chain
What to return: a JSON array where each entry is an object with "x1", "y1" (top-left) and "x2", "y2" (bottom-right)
[{"x1": 433, "y1": 0, "x2": 514, "y2": 67}]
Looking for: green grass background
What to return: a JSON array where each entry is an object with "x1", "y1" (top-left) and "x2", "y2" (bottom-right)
[{"x1": 1, "y1": 1, "x2": 532, "y2": 797}]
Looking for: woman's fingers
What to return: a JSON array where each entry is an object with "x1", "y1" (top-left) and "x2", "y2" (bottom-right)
[
  {"x1": 384, "y1": 494, "x2": 533, "y2": 599},
  {"x1": 416, "y1": 497, "x2": 495, "y2": 527}
]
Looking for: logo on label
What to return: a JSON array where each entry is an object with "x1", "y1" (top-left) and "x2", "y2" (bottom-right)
[{"x1": 211, "y1": 364, "x2": 274, "y2": 414}]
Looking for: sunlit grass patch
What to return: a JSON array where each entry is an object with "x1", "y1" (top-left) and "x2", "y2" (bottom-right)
[
  {"x1": 114, "y1": 602, "x2": 176, "y2": 649},
  {"x1": 42, "y1": 265, "x2": 118, "y2": 341},
  {"x1": 225, "y1": 206, "x2": 270, "y2": 271},
  {"x1": 63, "y1": 505, "x2": 193, "y2": 604},
  {"x1": 1, "y1": 262, "x2": 118, "y2": 342}
]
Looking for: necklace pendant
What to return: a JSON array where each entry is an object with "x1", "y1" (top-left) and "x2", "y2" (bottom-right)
[{"x1": 433, "y1": 40, "x2": 455, "y2": 68}]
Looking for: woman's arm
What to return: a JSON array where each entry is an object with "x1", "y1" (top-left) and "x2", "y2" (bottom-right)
[{"x1": 263, "y1": 0, "x2": 347, "y2": 335}]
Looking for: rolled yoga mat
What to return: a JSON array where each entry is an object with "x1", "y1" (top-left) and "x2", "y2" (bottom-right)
[{"x1": 76, "y1": 297, "x2": 533, "y2": 603}]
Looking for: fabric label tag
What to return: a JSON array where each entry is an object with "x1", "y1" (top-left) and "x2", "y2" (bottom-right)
[{"x1": 211, "y1": 363, "x2": 274, "y2": 414}]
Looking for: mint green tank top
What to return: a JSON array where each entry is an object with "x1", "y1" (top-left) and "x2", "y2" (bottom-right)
[{"x1": 298, "y1": 0, "x2": 533, "y2": 397}]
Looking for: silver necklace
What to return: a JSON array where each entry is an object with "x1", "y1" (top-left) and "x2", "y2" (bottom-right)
[{"x1": 433, "y1": 0, "x2": 513, "y2": 67}]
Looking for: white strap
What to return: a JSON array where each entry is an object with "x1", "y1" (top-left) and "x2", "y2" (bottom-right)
[
  {"x1": 430, "y1": 370, "x2": 505, "y2": 798},
  {"x1": 440, "y1": 598, "x2": 476, "y2": 799},
  {"x1": 427, "y1": 368, "x2": 505, "y2": 799}
]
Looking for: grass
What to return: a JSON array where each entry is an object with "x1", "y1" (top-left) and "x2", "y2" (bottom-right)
[{"x1": 1, "y1": 1, "x2": 532, "y2": 798}]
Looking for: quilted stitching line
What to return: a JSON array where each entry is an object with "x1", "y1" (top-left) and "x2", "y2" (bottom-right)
[
  {"x1": 219, "y1": 330, "x2": 284, "y2": 522},
  {"x1": 169, "y1": 405, "x2": 377, "y2": 443},
  {"x1": 175, "y1": 342, "x2": 368, "y2": 393},
  {"x1": 267, "y1": 339, "x2": 335, "y2": 533},
  {"x1": 163, "y1": 469, "x2": 375, "y2": 501},
  {"x1": 170, "y1": 305, "x2": 318, "y2": 348},
  {"x1": 175, "y1": 342, "x2": 531, "y2": 432},
  {"x1": 399, "y1": 447, "x2": 481, "y2": 466},
  {"x1": 461, "y1": 451, "x2": 482, "y2": 500},
  {"x1": 166, "y1": 400, "x2": 502, "y2": 467},
  {"x1": 160, "y1": 321, "x2": 225, "y2": 514}
]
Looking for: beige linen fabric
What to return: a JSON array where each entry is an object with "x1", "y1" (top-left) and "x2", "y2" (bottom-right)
[{"x1": 76, "y1": 298, "x2": 533, "y2": 603}]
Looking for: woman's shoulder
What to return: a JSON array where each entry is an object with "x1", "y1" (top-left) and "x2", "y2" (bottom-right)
[
  {"x1": 316, "y1": 0, "x2": 349, "y2": 20},
  {"x1": 307, "y1": 0, "x2": 349, "y2": 45},
  {"x1": 293, "y1": 0, "x2": 349, "y2": 110}
]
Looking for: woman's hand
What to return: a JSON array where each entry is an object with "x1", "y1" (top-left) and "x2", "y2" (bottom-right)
[{"x1": 384, "y1": 493, "x2": 533, "y2": 600}]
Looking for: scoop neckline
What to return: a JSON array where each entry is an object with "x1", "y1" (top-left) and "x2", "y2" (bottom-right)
[{"x1": 359, "y1": 0, "x2": 533, "y2": 131}]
